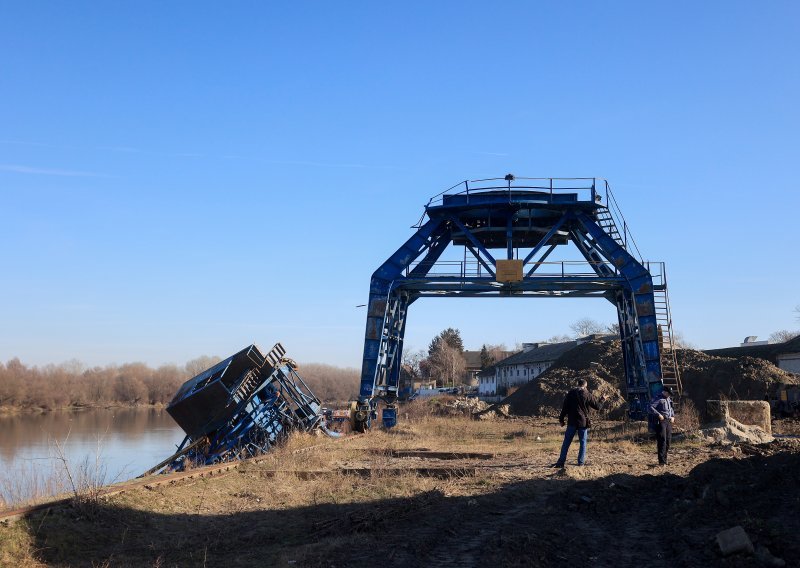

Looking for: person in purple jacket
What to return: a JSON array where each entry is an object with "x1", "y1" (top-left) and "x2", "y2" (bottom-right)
[{"x1": 649, "y1": 387, "x2": 675, "y2": 465}]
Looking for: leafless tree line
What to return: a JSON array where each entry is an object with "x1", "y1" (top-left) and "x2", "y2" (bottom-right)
[
  {"x1": 295, "y1": 363, "x2": 360, "y2": 403},
  {"x1": 0, "y1": 357, "x2": 360, "y2": 410}
]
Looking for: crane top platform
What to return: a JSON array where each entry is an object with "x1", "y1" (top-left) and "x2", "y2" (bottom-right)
[
  {"x1": 421, "y1": 176, "x2": 608, "y2": 250},
  {"x1": 425, "y1": 176, "x2": 605, "y2": 214}
]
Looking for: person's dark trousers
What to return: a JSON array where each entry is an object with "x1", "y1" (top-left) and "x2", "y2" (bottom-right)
[{"x1": 655, "y1": 420, "x2": 672, "y2": 464}]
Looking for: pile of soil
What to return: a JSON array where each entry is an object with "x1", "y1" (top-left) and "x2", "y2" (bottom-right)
[
  {"x1": 677, "y1": 350, "x2": 797, "y2": 406},
  {"x1": 493, "y1": 340, "x2": 800, "y2": 419},
  {"x1": 488, "y1": 340, "x2": 628, "y2": 419}
]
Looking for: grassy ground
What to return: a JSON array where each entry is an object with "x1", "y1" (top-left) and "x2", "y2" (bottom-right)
[{"x1": 1, "y1": 415, "x2": 797, "y2": 567}]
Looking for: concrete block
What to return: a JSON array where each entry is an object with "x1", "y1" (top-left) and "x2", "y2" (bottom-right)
[
  {"x1": 706, "y1": 400, "x2": 771, "y2": 434},
  {"x1": 716, "y1": 525, "x2": 754, "y2": 556}
]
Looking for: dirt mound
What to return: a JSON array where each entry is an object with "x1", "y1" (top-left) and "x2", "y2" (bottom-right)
[
  {"x1": 499, "y1": 367, "x2": 628, "y2": 419},
  {"x1": 493, "y1": 340, "x2": 800, "y2": 418},
  {"x1": 495, "y1": 341, "x2": 628, "y2": 419},
  {"x1": 677, "y1": 350, "x2": 797, "y2": 408}
]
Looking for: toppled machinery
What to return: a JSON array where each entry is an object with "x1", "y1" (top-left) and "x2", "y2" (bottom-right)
[{"x1": 144, "y1": 343, "x2": 325, "y2": 475}]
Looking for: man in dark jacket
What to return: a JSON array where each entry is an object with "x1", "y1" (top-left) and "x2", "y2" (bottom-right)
[
  {"x1": 552, "y1": 378, "x2": 604, "y2": 467},
  {"x1": 648, "y1": 387, "x2": 675, "y2": 465}
]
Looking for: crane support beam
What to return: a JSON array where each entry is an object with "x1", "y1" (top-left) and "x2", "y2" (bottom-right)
[{"x1": 356, "y1": 177, "x2": 680, "y2": 429}]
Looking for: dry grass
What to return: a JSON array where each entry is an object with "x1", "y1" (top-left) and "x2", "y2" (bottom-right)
[
  {"x1": 0, "y1": 463, "x2": 69, "y2": 512},
  {"x1": 674, "y1": 398, "x2": 701, "y2": 432},
  {"x1": 0, "y1": 519, "x2": 43, "y2": 568},
  {"x1": 0, "y1": 415, "x2": 721, "y2": 567}
]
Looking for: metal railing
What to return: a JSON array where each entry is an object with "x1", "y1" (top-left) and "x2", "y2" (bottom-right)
[
  {"x1": 403, "y1": 258, "x2": 667, "y2": 286},
  {"x1": 425, "y1": 176, "x2": 602, "y2": 209},
  {"x1": 421, "y1": 177, "x2": 644, "y2": 261},
  {"x1": 602, "y1": 180, "x2": 644, "y2": 263},
  {"x1": 405, "y1": 259, "x2": 636, "y2": 279}
]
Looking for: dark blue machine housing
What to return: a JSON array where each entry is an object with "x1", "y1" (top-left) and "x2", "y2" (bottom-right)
[
  {"x1": 162, "y1": 343, "x2": 323, "y2": 470},
  {"x1": 355, "y1": 176, "x2": 682, "y2": 429}
]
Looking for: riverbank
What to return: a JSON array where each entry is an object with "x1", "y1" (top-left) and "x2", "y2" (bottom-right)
[
  {"x1": 0, "y1": 403, "x2": 168, "y2": 415},
  {"x1": 2, "y1": 415, "x2": 798, "y2": 566},
  {"x1": 0, "y1": 407, "x2": 184, "y2": 509}
]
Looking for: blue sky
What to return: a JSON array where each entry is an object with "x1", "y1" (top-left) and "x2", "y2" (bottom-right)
[{"x1": 1, "y1": 2, "x2": 799, "y2": 369}]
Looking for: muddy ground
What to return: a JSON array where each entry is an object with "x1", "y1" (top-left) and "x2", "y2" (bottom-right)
[{"x1": 1, "y1": 416, "x2": 798, "y2": 567}]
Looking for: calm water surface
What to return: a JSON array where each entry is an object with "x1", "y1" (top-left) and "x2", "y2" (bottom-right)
[{"x1": 0, "y1": 408, "x2": 184, "y2": 504}]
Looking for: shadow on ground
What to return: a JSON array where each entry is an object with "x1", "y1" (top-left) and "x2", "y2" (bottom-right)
[{"x1": 20, "y1": 450, "x2": 800, "y2": 567}]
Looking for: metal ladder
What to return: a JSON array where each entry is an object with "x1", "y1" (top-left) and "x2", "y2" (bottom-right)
[
  {"x1": 595, "y1": 207, "x2": 626, "y2": 248},
  {"x1": 597, "y1": 206, "x2": 682, "y2": 397},
  {"x1": 654, "y1": 285, "x2": 682, "y2": 396}
]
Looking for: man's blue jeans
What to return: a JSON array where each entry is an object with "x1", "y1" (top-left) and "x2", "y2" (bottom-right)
[{"x1": 556, "y1": 425, "x2": 588, "y2": 466}]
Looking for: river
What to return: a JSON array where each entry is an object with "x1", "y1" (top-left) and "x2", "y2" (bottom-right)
[{"x1": 0, "y1": 407, "x2": 184, "y2": 506}]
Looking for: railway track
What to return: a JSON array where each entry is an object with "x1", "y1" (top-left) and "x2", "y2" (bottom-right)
[{"x1": 0, "y1": 445, "x2": 527, "y2": 523}]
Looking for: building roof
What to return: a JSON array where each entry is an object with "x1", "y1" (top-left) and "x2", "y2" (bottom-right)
[
  {"x1": 495, "y1": 340, "x2": 579, "y2": 367},
  {"x1": 463, "y1": 350, "x2": 483, "y2": 370},
  {"x1": 705, "y1": 334, "x2": 800, "y2": 362},
  {"x1": 465, "y1": 349, "x2": 517, "y2": 371},
  {"x1": 478, "y1": 364, "x2": 497, "y2": 378}
]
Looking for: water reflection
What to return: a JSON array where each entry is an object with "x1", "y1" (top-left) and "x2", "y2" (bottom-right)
[{"x1": 0, "y1": 408, "x2": 184, "y2": 504}]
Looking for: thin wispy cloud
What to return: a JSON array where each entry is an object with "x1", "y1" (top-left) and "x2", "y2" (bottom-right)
[
  {"x1": 0, "y1": 164, "x2": 111, "y2": 177},
  {"x1": 0, "y1": 139, "x2": 77, "y2": 149},
  {"x1": 265, "y1": 159, "x2": 399, "y2": 170},
  {"x1": 1, "y1": 139, "x2": 204, "y2": 159},
  {"x1": 95, "y1": 145, "x2": 142, "y2": 153},
  {"x1": 0, "y1": 138, "x2": 393, "y2": 169},
  {"x1": 473, "y1": 151, "x2": 509, "y2": 157}
]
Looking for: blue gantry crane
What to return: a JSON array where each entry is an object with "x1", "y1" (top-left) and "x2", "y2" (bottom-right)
[{"x1": 353, "y1": 176, "x2": 681, "y2": 431}]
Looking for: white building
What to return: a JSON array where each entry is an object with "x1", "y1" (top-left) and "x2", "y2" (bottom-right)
[
  {"x1": 477, "y1": 366, "x2": 499, "y2": 397},
  {"x1": 490, "y1": 341, "x2": 578, "y2": 396},
  {"x1": 477, "y1": 335, "x2": 616, "y2": 397}
]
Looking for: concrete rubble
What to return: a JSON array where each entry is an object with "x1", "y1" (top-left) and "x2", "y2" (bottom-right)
[
  {"x1": 700, "y1": 416, "x2": 774, "y2": 445},
  {"x1": 716, "y1": 525, "x2": 754, "y2": 556}
]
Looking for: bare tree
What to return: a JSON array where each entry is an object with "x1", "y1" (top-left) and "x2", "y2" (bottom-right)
[
  {"x1": 185, "y1": 355, "x2": 222, "y2": 378},
  {"x1": 427, "y1": 342, "x2": 466, "y2": 387},
  {"x1": 402, "y1": 349, "x2": 426, "y2": 378},
  {"x1": 296, "y1": 363, "x2": 359, "y2": 402},
  {"x1": 569, "y1": 317, "x2": 605, "y2": 338},
  {"x1": 546, "y1": 334, "x2": 572, "y2": 343},
  {"x1": 795, "y1": 305, "x2": 800, "y2": 323},
  {"x1": 671, "y1": 330, "x2": 695, "y2": 349},
  {"x1": 769, "y1": 329, "x2": 800, "y2": 343},
  {"x1": 606, "y1": 322, "x2": 620, "y2": 335}
]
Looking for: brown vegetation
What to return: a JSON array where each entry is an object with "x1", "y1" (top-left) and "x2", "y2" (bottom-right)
[
  {"x1": 292, "y1": 363, "x2": 359, "y2": 404},
  {"x1": 2, "y1": 415, "x2": 798, "y2": 567},
  {"x1": 0, "y1": 358, "x2": 359, "y2": 411},
  {"x1": 0, "y1": 359, "x2": 187, "y2": 410}
]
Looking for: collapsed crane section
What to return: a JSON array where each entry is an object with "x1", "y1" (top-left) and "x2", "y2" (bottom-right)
[{"x1": 146, "y1": 343, "x2": 323, "y2": 475}]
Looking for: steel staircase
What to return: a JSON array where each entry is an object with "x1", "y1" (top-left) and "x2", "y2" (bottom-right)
[
  {"x1": 595, "y1": 207, "x2": 626, "y2": 248},
  {"x1": 596, "y1": 205, "x2": 682, "y2": 397},
  {"x1": 654, "y1": 285, "x2": 682, "y2": 397},
  {"x1": 233, "y1": 370, "x2": 262, "y2": 403}
]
